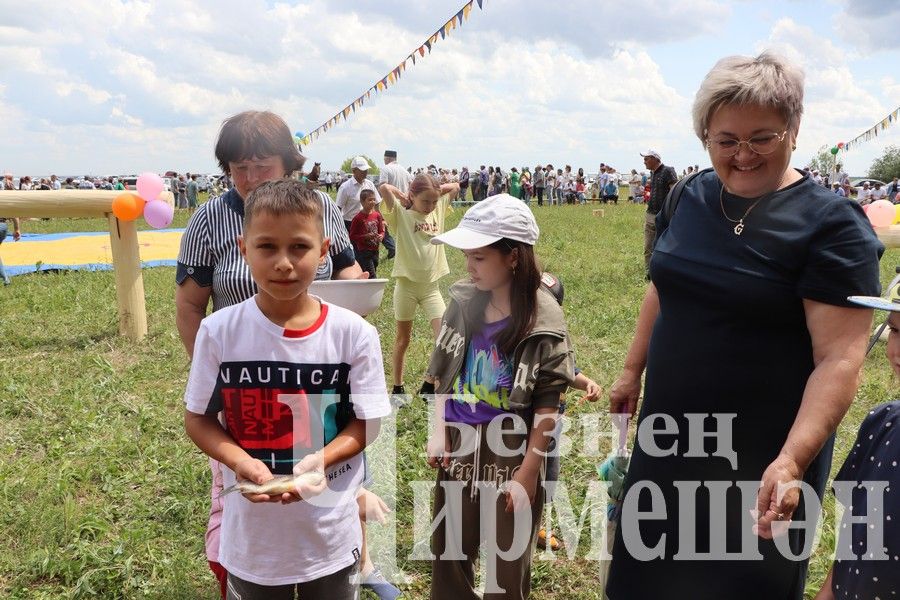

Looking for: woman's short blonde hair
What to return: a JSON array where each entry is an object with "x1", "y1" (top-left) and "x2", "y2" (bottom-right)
[{"x1": 692, "y1": 50, "x2": 805, "y2": 144}]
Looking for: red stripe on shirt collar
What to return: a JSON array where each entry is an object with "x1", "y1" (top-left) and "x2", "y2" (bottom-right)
[{"x1": 283, "y1": 303, "x2": 328, "y2": 338}]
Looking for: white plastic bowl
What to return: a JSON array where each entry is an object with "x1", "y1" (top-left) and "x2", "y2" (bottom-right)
[{"x1": 308, "y1": 278, "x2": 388, "y2": 316}]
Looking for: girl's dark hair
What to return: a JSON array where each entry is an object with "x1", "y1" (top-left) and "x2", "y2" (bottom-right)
[
  {"x1": 472, "y1": 238, "x2": 541, "y2": 356},
  {"x1": 215, "y1": 111, "x2": 306, "y2": 175}
]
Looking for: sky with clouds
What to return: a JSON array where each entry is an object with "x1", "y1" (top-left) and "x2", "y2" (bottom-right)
[{"x1": 1, "y1": 0, "x2": 898, "y2": 177}]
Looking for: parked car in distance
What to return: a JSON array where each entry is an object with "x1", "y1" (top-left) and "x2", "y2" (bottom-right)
[
  {"x1": 849, "y1": 177, "x2": 886, "y2": 188},
  {"x1": 121, "y1": 176, "x2": 172, "y2": 193}
]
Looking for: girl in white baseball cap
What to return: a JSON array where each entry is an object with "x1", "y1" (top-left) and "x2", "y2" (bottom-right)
[{"x1": 424, "y1": 194, "x2": 576, "y2": 598}]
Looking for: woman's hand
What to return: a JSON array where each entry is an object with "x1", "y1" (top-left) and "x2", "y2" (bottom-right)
[
  {"x1": 609, "y1": 370, "x2": 642, "y2": 416},
  {"x1": 754, "y1": 453, "x2": 805, "y2": 539},
  {"x1": 426, "y1": 427, "x2": 451, "y2": 469},
  {"x1": 357, "y1": 488, "x2": 391, "y2": 524},
  {"x1": 505, "y1": 466, "x2": 538, "y2": 513}
]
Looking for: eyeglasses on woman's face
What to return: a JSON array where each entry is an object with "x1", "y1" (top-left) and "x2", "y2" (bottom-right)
[{"x1": 705, "y1": 130, "x2": 789, "y2": 157}]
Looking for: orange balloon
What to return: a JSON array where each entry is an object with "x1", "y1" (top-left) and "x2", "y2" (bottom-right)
[{"x1": 112, "y1": 192, "x2": 146, "y2": 221}]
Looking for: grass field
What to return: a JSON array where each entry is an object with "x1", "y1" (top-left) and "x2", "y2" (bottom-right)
[{"x1": 0, "y1": 197, "x2": 897, "y2": 599}]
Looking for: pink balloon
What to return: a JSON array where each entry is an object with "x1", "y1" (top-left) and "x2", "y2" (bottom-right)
[
  {"x1": 136, "y1": 172, "x2": 164, "y2": 203},
  {"x1": 867, "y1": 199, "x2": 895, "y2": 228},
  {"x1": 143, "y1": 199, "x2": 174, "y2": 229}
]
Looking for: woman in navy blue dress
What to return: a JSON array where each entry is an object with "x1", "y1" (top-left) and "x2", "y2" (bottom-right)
[{"x1": 606, "y1": 51, "x2": 884, "y2": 599}]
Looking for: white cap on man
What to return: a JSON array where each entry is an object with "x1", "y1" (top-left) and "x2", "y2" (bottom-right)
[
  {"x1": 351, "y1": 156, "x2": 370, "y2": 171},
  {"x1": 431, "y1": 194, "x2": 539, "y2": 249},
  {"x1": 640, "y1": 150, "x2": 661, "y2": 161}
]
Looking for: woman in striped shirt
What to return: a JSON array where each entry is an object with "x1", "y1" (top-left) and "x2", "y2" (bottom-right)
[{"x1": 175, "y1": 110, "x2": 368, "y2": 598}]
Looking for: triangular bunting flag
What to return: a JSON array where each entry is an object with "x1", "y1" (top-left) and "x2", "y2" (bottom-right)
[{"x1": 302, "y1": 0, "x2": 487, "y2": 147}]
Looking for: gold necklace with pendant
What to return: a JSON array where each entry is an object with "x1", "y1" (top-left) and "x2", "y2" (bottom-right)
[{"x1": 719, "y1": 184, "x2": 767, "y2": 236}]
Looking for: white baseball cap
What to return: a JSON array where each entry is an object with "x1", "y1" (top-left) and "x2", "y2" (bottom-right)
[
  {"x1": 431, "y1": 194, "x2": 539, "y2": 249},
  {"x1": 351, "y1": 156, "x2": 370, "y2": 171},
  {"x1": 640, "y1": 150, "x2": 661, "y2": 160}
]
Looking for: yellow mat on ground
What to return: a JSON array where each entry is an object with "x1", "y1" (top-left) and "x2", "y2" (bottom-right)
[{"x1": 1, "y1": 229, "x2": 183, "y2": 276}]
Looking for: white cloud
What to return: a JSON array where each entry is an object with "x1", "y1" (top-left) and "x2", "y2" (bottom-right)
[
  {"x1": 835, "y1": 0, "x2": 900, "y2": 52},
  {"x1": 0, "y1": 0, "x2": 895, "y2": 178},
  {"x1": 756, "y1": 17, "x2": 888, "y2": 172}
]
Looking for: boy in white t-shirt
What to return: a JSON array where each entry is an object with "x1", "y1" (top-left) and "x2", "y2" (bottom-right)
[{"x1": 184, "y1": 179, "x2": 391, "y2": 599}]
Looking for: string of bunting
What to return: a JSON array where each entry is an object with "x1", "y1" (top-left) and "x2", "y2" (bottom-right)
[
  {"x1": 842, "y1": 104, "x2": 900, "y2": 153},
  {"x1": 299, "y1": 0, "x2": 485, "y2": 146}
]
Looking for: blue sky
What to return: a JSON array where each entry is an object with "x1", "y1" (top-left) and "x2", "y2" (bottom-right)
[{"x1": 0, "y1": 0, "x2": 898, "y2": 177}]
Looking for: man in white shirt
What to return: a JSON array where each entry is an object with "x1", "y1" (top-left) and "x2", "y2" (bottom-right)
[
  {"x1": 324, "y1": 171, "x2": 334, "y2": 193},
  {"x1": 376, "y1": 150, "x2": 411, "y2": 259},
  {"x1": 335, "y1": 156, "x2": 381, "y2": 230},
  {"x1": 870, "y1": 182, "x2": 887, "y2": 201},
  {"x1": 857, "y1": 182, "x2": 872, "y2": 204},
  {"x1": 379, "y1": 150, "x2": 412, "y2": 193}
]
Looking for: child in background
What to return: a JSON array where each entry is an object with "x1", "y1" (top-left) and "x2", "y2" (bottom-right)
[
  {"x1": 378, "y1": 175, "x2": 459, "y2": 402},
  {"x1": 183, "y1": 180, "x2": 391, "y2": 599},
  {"x1": 814, "y1": 295, "x2": 900, "y2": 599},
  {"x1": 425, "y1": 194, "x2": 575, "y2": 599},
  {"x1": 535, "y1": 272, "x2": 602, "y2": 552},
  {"x1": 348, "y1": 189, "x2": 385, "y2": 280}
]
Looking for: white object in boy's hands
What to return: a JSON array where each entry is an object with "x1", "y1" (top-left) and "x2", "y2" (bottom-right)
[{"x1": 309, "y1": 278, "x2": 388, "y2": 316}]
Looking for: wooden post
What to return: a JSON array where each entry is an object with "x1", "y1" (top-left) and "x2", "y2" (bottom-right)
[
  {"x1": 0, "y1": 190, "x2": 155, "y2": 341},
  {"x1": 107, "y1": 214, "x2": 148, "y2": 341},
  {"x1": 876, "y1": 226, "x2": 900, "y2": 248}
]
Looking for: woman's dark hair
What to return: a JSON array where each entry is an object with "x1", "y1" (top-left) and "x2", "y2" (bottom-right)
[
  {"x1": 471, "y1": 238, "x2": 541, "y2": 356},
  {"x1": 215, "y1": 111, "x2": 305, "y2": 175}
]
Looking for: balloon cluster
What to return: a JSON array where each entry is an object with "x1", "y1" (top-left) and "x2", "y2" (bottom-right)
[
  {"x1": 830, "y1": 142, "x2": 845, "y2": 155},
  {"x1": 294, "y1": 131, "x2": 305, "y2": 147},
  {"x1": 864, "y1": 200, "x2": 900, "y2": 228},
  {"x1": 111, "y1": 173, "x2": 175, "y2": 229}
]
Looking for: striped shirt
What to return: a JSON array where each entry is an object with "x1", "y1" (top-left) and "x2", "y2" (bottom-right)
[{"x1": 176, "y1": 187, "x2": 355, "y2": 312}]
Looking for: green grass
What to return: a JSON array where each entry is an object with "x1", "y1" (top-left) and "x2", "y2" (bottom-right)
[{"x1": 0, "y1": 200, "x2": 897, "y2": 599}]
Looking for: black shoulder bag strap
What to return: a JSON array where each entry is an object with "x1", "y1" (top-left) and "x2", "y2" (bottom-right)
[{"x1": 662, "y1": 167, "x2": 714, "y2": 222}]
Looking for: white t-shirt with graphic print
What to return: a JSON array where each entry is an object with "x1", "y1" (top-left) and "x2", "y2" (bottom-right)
[{"x1": 185, "y1": 296, "x2": 390, "y2": 586}]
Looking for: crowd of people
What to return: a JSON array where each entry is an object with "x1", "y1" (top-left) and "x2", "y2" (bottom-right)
[{"x1": 2, "y1": 50, "x2": 899, "y2": 600}]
